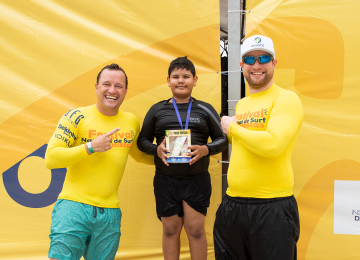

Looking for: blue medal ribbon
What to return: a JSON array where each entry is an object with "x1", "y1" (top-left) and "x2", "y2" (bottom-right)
[{"x1": 172, "y1": 97, "x2": 192, "y2": 130}]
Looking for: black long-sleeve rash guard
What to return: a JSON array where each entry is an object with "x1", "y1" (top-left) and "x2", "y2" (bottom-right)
[{"x1": 137, "y1": 98, "x2": 228, "y2": 178}]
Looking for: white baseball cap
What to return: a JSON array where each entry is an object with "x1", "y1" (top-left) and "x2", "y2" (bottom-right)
[{"x1": 241, "y1": 35, "x2": 275, "y2": 58}]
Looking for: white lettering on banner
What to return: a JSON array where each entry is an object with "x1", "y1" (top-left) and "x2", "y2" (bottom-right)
[{"x1": 334, "y1": 180, "x2": 360, "y2": 235}]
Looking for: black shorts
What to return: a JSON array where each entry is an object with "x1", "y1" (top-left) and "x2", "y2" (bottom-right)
[
  {"x1": 153, "y1": 171, "x2": 212, "y2": 220},
  {"x1": 214, "y1": 194, "x2": 300, "y2": 260}
]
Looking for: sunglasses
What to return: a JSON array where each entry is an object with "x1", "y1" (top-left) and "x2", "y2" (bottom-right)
[{"x1": 243, "y1": 55, "x2": 273, "y2": 65}]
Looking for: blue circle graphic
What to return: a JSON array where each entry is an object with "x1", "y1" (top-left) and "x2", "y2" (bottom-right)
[{"x1": 2, "y1": 144, "x2": 66, "y2": 208}]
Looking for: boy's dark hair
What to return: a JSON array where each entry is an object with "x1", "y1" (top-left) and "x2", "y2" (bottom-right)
[
  {"x1": 96, "y1": 63, "x2": 128, "y2": 89},
  {"x1": 168, "y1": 56, "x2": 196, "y2": 77}
]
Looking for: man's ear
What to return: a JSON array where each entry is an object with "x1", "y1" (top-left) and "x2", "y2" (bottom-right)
[
  {"x1": 272, "y1": 59, "x2": 278, "y2": 67},
  {"x1": 167, "y1": 77, "x2": 170, "y2": 87},
  {"x1": 95, "y1": 83, "x2": 98, "y2": 93},
  {"x1": 239, "y1": 61, "x2": 244, "y2": 69}
]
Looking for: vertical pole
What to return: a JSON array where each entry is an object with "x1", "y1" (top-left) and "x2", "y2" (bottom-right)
[
  {"x1": 222, "y1": 0, "x2": 242, "y2": 197},
  {"x1": 228, "y1": 0, "x2": 241, "y2": 109}
]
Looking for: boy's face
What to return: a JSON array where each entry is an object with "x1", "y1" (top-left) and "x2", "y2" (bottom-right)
[{"x1": 167, "y1": 68, "x2": 198, "y2": 100}]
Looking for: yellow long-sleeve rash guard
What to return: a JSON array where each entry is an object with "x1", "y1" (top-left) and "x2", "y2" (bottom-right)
[
  {"x1": 226, "y1": 84, "x2": 303, "y2": 198},
  {"x1": 45, "y1": 105, "x2": 153, "y2": 208}
]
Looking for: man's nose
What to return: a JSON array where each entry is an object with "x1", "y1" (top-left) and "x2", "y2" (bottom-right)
[
  {"x1": 108, "y1": 85, "x2": 116, "y2": 93},
  {"x1": 252, "y1": 60, "x2": 262, "y2": 68},
  {"x1": 178, "y1": 77, "x2": 185, "y2": 83}
]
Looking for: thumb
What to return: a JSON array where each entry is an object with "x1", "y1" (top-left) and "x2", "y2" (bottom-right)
[
  {"x1": 161, "y1": 137, "x2": 168, "y2": 151},
  {"x1": 187, "y1": 145, "x2": 197, "y2": 150},
  {"x1": 104, "y1": 127, "x2": 120, "y2": 137}
]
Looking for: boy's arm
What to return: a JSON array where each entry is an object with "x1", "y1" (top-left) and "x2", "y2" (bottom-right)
[
  {"x1": 201, "y1": 103, "x2": 228, "y2": 155},
  {"x1": 229, "y1": 91, "x2": 303, "y2": 158},
  {"x1": 129, "y1": 119, "x2": 154, "y2": 165},
  {"x1": 188, "y1": 103, "x2": 228, "y2": 165},
  {"x1": 137, "y1": 105, "x2": 159, "y2": 156}
]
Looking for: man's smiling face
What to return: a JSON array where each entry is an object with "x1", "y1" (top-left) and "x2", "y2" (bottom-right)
[
  {"x1": 95, "y1": 69, "x2": 127, "y2": 116},
  {"x1": 240, "y1": 50, "x2": 277, "y2": 90}
]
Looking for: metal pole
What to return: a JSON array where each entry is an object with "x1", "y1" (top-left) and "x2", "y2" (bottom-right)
[
  {"x1": 227, "y1": 0, "x2": 241, "y2": 113},
  {"x1": 223, "y1": 0, "x2": 241, "y2": 197}
]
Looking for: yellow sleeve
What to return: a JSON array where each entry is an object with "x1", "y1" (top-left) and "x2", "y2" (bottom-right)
[
  {"x1": 226, "y1": 134, "x2": 232, "y2": 144},
  {"x1": 226, "y1": 97, "x2": 244, "y2": 145},
  {"x1": 229, "y1": 91, "x2": 303, "y2": 158},
  {"x1": 45, "y1": 111, "x2": 88, "y2": 169}
]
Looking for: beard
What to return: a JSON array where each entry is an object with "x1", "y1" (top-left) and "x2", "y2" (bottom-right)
[{"x1": 243, "y1": 71, "x2": 274, "y2": 89}]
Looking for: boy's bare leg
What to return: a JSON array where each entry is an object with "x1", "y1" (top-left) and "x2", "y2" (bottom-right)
[
  {"x1": 183, "y1": 201, "x2": 207, "y2": 260},
  {"x1": 161, "y1": 215, "x2": 183, "y2": 260}
]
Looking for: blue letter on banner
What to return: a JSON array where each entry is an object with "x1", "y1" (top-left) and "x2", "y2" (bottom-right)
[{"x1": 2, "y1": 144, "x2": 66, "y2": 208}]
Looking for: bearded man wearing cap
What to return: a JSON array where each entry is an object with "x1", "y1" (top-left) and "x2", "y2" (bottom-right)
[{"x1": 213, "y1": 35, "x2": 303, "y2": 259}]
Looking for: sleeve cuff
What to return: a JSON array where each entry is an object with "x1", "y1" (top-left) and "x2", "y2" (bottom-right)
[
  {"x1": 229, "y1": 121, "x2": 237, "y2": 136},
  {"x1": 205, "y1": 144, "x2": 211, "y2": 156},
  {"x1": 81, "y1": 144, "x2": 89, "y2": 157}
]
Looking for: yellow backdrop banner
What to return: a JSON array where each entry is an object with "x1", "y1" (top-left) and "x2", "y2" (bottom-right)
[
  {"x1": 0, "y1": 1, "x2": 221, "y2": 259},
  {"x1": 245, "y1": 0, "x2": 360, "y2": 259}
]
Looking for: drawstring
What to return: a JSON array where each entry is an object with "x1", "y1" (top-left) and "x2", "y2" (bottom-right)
[{"x1": 93, "y1": 206, "x2": 105, "y2": 218}]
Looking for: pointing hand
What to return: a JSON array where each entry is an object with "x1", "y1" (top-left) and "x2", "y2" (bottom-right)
[{"x1": 87, "y1": 127, "x2": 120, "y2": 153}]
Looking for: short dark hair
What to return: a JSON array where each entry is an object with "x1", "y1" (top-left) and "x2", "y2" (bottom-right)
[
  {"x1": 168, "y1": 56, "x2": 196, "y2": 77},
  {"x1": 96, "y1": 63, "x2": 128, "y2": 88}
]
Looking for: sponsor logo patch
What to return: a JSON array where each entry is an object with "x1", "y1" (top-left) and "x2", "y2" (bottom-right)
[{"x1": 334, "y1": 180, "x2": 360, "y2": 235}]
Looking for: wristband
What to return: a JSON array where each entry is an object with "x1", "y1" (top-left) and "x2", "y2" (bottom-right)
[{"x1": 87, "y1": 142, "x2": 95, "y2": 154}]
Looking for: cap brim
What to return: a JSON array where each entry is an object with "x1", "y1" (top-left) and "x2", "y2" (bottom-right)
[{"x1": 241, "y1": 48, "x2": 275, "y2": 58}]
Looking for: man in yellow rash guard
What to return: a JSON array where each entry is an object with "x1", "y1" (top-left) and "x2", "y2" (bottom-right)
[
  {"x1": 214, "y1": 35, "x2": 303, "y2": 260},
  {"x1": 46, "y1": 64, "x2": 152, "y2": 260}
]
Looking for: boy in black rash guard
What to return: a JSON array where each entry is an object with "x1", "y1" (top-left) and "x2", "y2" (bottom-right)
[{"x1": 137, "y1": 56, "x2": 227, "y2": 260}]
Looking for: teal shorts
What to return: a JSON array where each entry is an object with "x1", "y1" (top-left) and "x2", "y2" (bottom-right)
[{"x1": 48, "y1": 199, "x2": 122, "y2": 260}]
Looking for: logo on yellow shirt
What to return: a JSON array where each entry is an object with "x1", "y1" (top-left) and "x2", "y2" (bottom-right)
[
  {"x1": 63, "y1": 109, "x2": 85, "y2": 128},
  {"x1": 236, "y1": 108, "x2": 268, "y2": 128},
  {"x1": 86, "y1": 130, "x2": 134, "y2": 148}
]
